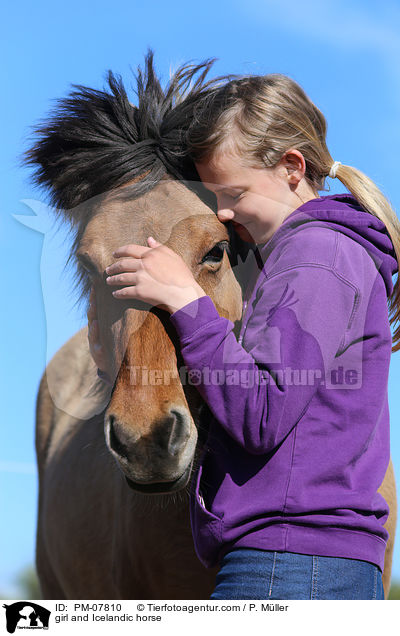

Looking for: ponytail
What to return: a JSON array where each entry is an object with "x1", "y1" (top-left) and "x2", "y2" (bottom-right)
[
  {"x1": 334, "y1": 164, "x2": 400, "y2": 352},
  {"x1": 187, "y1": 74, "x2": 400, "y2": 352}
]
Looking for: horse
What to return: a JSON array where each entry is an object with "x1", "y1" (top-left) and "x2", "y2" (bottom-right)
[{"x1": 25, "y1": 53, "x2": 397, "y2": 599}]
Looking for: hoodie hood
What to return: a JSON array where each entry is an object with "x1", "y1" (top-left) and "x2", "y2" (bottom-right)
[{"x1": 260, "y1": 193, "x2": 398, "y2": 297}]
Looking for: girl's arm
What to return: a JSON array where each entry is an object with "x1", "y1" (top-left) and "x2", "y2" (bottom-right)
[
  {"x1": 103, "y1": 236, "x2": 359, "y2": 455},
  {"x1": 169, "y1": 264, "x2": 358, "y2": 454}
]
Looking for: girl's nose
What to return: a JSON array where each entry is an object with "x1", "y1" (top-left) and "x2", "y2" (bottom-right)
[{"x1": 217, "y1": 207, "x2": 235, "y2": 223}]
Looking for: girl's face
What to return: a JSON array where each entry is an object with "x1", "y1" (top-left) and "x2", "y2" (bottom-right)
[{"x1": 196, "y1": 150, "x2": 316, "y2": 245}]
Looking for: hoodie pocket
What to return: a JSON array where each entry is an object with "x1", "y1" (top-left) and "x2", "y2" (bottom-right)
[
  {"x1": 190, "y1": 463, "x2": 224, "y2": 568},
  {"x1": 195, "y1": 463, "x2": 223, "y2": 522}
]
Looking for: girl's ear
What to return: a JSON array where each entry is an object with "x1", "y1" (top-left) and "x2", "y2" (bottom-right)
[
  {"x1": 281, "y1": 149, "x2": 307, "y2": 184},
  {"x1": 283, "y1": 148, "x2": 306, "y2": 173}
]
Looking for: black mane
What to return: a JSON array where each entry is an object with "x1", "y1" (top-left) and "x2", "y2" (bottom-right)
[
  {"x1": 22, "y1": 52, "x2": 243, "y2": 308},
  {"x1": 23, "y1": 50, "x2": 225, "y2": 219}
]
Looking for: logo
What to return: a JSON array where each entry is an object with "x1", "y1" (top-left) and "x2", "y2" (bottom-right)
[{"x1": 2, "y1": 603, "x2": 51, "y2": 633}]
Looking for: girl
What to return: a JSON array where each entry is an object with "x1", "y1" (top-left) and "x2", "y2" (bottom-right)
[{"x1": 88, "y1": 73, "x2": 400, "y2": 599}]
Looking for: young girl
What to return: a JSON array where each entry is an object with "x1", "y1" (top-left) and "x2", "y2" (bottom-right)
[{"x1": 88, "y1": 73, "x2": 400, "y2": 600}]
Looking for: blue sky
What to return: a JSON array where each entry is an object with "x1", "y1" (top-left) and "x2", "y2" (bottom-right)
[{"x1": 1, "y1": 0, "x2": 400, "y2": 596}]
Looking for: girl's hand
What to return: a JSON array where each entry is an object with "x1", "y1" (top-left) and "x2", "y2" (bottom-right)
[
  {"x1": 105, "y1": 237, "x2": 206, "y2": 313},
  {"x1": 87, "y1": 288, "x2": 108, "y2": 374}
]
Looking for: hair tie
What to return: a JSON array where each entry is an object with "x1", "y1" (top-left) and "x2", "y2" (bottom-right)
[{"x1": 329, "y1": 161, "x2": 342, "y2": 178}]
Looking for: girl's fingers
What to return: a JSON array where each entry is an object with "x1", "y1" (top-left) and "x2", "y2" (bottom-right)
[
  {"x1": 112, "y1": 244, "x2": 150, "y2": 258},
  {"x1": 105, "y1": 257, "x2": 141, "y2": 276},
  {"x1": 147, "y1": 236, "x2": 162, "y2": 247},
  {"x1": 106, "y1": 272, "x2": 138, "y2": 286},
  {"x1": 112, "y1": 286, "x2": 139, "y2": 298}
]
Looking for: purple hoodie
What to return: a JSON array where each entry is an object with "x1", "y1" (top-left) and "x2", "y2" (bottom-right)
[{"x1": 170, "y1": 193, "x2": 398, "y2": 572}]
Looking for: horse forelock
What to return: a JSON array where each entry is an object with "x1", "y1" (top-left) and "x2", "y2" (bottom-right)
[
  {"x1": 22, "y1": 50, "x2": 226, "y2": 215},
  {"x1": 22, "y1": 50, "x2": 228, "y2": 312}
]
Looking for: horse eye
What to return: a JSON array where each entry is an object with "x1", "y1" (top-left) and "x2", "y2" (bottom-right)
[
  {"x1": 77, "y1": 254, "x2": 97, "y2": 278},
  {"x1": 201, "y1": 241, "x2": 229, "y2": 265}
]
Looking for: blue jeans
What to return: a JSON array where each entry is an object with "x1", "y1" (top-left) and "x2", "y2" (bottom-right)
[{"x1": 210, "y1": 549, "x2": 384, "y2": 600}]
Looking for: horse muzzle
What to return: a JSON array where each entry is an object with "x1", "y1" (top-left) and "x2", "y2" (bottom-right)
[{"x1": 104, "y1": 406, "x2": 197, "y2": 491}]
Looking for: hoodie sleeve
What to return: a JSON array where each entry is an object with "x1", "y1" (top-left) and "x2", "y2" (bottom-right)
[{"x1": 170, "y1": 264, "x2": 358, "y2": 455}]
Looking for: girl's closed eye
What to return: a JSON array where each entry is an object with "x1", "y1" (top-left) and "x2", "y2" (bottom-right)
[
  {"x1": 232, "y1": 192, "x2": 244, "y2": 202},
  {"x1": 221, "y1": 191, "x2": 244, "y2": 202}
]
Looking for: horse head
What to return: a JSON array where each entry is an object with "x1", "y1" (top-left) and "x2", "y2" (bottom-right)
[{"x1": 24, "y1": 52, "x2": 242, "y2": 494}]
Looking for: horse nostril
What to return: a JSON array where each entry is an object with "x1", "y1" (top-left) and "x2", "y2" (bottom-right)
[
  {"x1": 106, "y1": 409, "x2": 191, "y2": 460},
  {"x1": 167, "y1": 408, "x2": 191, "y2": 456},
  {"x1": 107, "y1": 415, "x2": 129, "y2": 460}
]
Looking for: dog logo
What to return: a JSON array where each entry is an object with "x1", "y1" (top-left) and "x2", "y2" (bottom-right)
[{"x1": 2, "y1": 602, "x2": 50, "y2": 633}]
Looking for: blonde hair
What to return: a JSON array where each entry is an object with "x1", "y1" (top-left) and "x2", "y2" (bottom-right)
[{"x1": 187, "y1": 74, "x2": 400, "y2": 352}]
